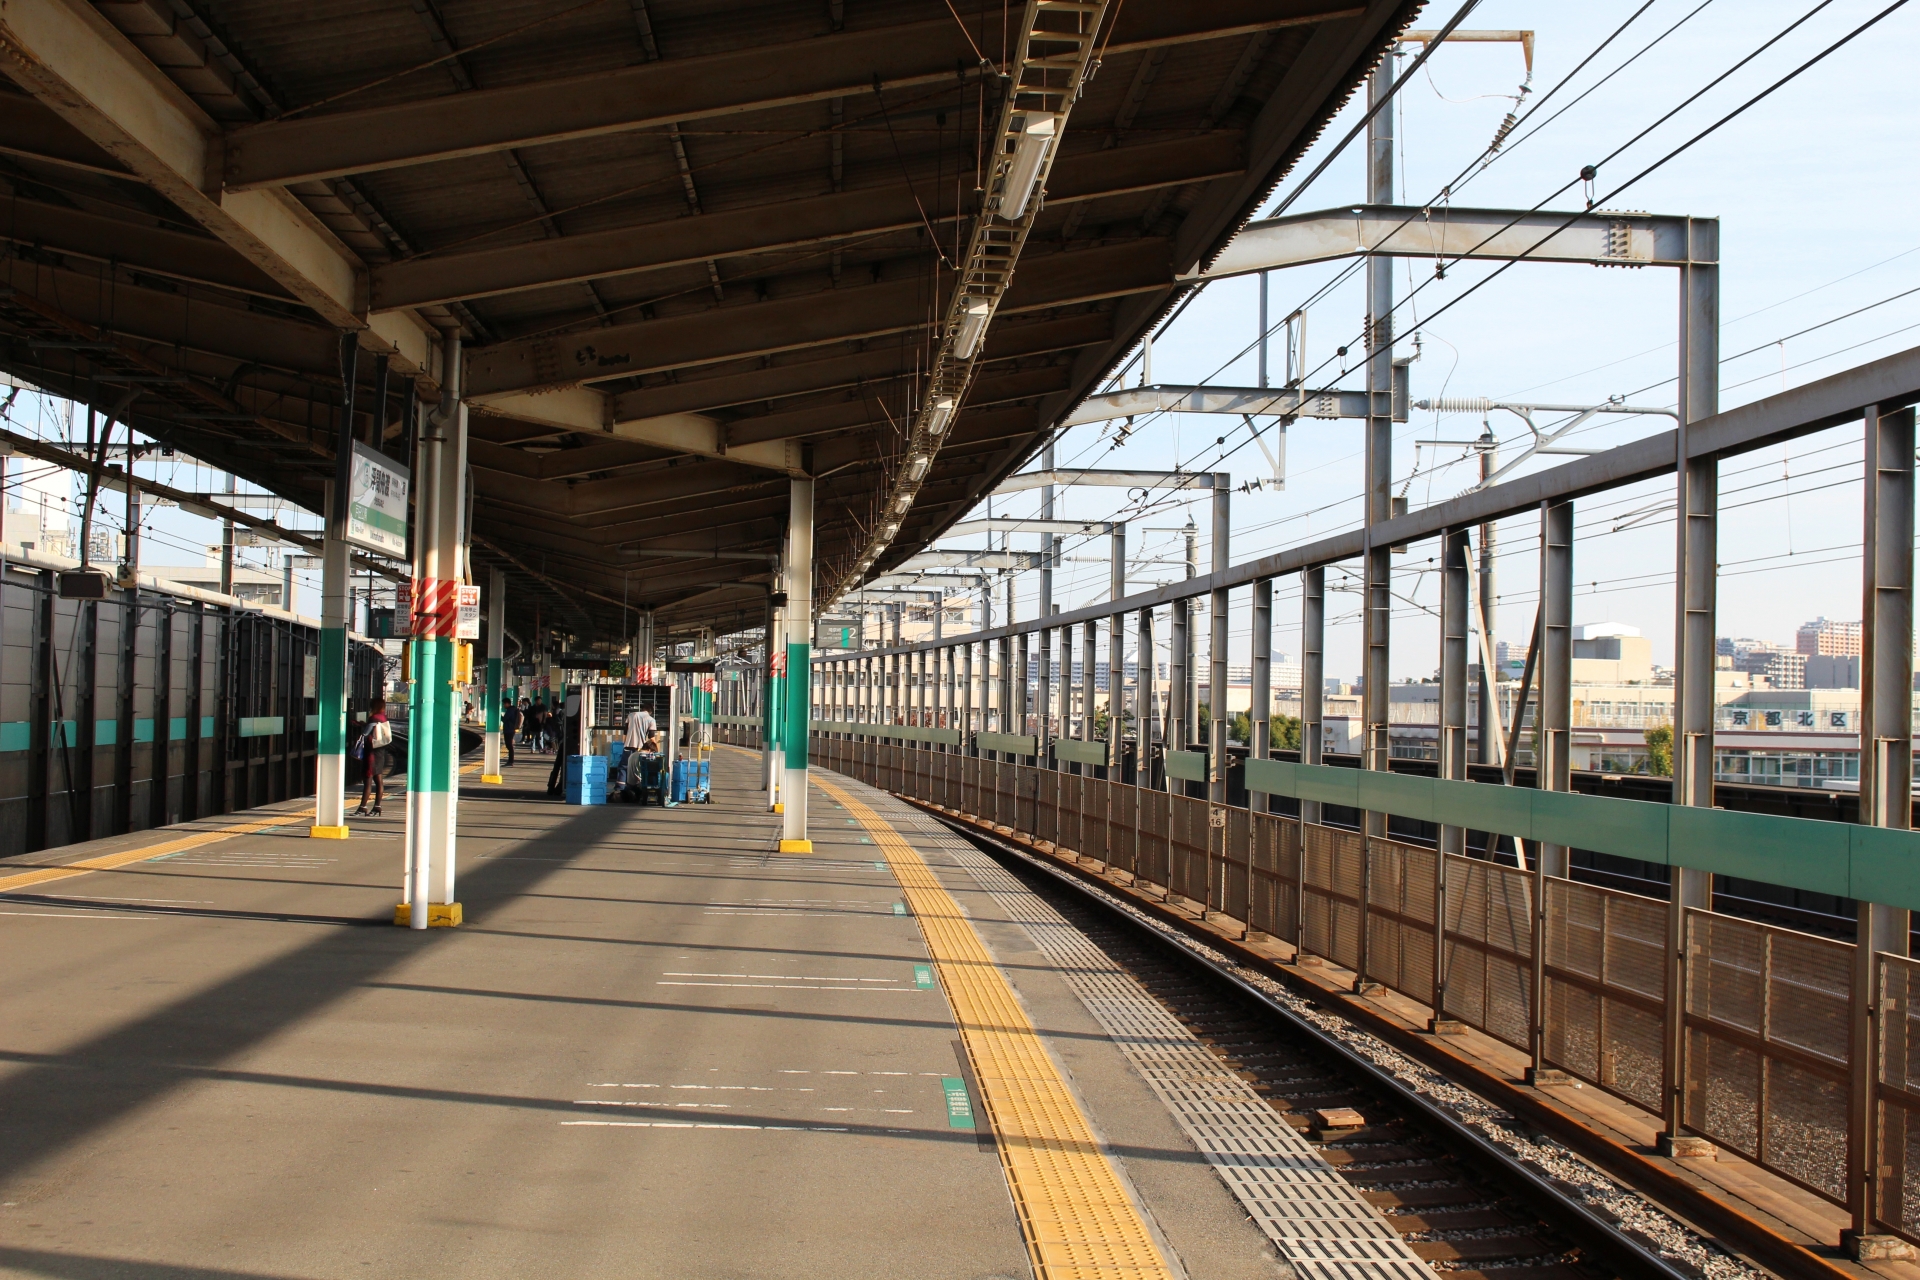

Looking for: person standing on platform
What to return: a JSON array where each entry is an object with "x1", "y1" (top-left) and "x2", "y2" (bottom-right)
[
  {"x1": 353, "y1": 697, "x2": 393, "y2": 817},
  {"x1": 547, "y1": 687, "x2": 582, "y2": 797},
  {"x1": 626, "y1": 702, "x2": 657, "y2": 762},
  {"x1": 501, "y1": 698, "x2": 521, "y2": 767}
]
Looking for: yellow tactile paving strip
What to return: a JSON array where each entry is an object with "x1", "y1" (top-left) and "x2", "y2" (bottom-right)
[
  {"x1": 813, "y1": 771, "x2": 1175, "y2": 1280},
  {"x1": 0, "y1": 758, "x2": 487, "y2": 896},
  {"x1": 0, "y1": 806, "x2": 318, "y2": 895}
]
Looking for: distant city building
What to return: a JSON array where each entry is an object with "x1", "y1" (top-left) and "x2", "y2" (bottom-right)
[{"x1": 1797, "y1": 617, "x2": 1863, "y2": 657}]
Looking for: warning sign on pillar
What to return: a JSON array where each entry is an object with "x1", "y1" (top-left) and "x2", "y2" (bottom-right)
[{"x1": 455, "y1": 584, "x2": 481, "y2": 640}]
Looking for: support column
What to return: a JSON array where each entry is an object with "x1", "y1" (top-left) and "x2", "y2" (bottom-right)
[
  {"x1": 1081, "y1": 617, "x2": 1097, "y2": 746},
  {"x1": 1169, "y1": 601, "x2": 1188, "y2": 761},
  {"x1": 1848, "y1": 403, "x2": 1915, "y2": 1254},
  {"x1": 311, "y1": 334, "x2": 358, "y2": 840},
  {"x1": 1662, "y1": 219, "x2": 1719, "y2": 1152},
  {"x1": 1137, "y1": 608, "x2": 1155, "y2": 786},
  {"x1": 1015, "y1": 631, "x2": 1030, "y2": 742},
  {"x1": 1300, "y1": 567, "x2": 1324, "y2": 827},
  {"x1": 1038, "y1": 626, "x2": 1053, "y2": 765},
  {"x1": 764, "y1": 591, "x2": 781, "y2": 798},
  {"x1": 1434, "y1": 529, "x2": 1468, "y2": 1028},
  {"x1": 1251, "y1": 578, "x2": 1271, "y2": 813},
  {"x1": 1537, "y1": 501, "x2": 1574, "y2": 876},
  {"x1": 1209, "y1": 479, "x2": 1230, "y2": 810},
  {"x1": 1529, "y1": 499, "x2": 1574, "y2": 1082},
  {"x1": 1360, "y1": 53, "x2": 1395, "y2": 841},
  {"x1": 1476, "y1": 440, "x2": 1500, "y2": 765},
  {"x1": 482, "y1": 567, "x2": 505, "y2": 783},
  {"x1": 780, "y1": 477, "x2": 814, "y2": 852},
  {"x1": 1109, "y1": 524, "x2": 1127, "y2": 775},
  {"x1": 962, "y1": 642, "x2": 974, "y2": 744},
  {"x1": 401, "y1": 331, "x2": 467, "y2": 928}
]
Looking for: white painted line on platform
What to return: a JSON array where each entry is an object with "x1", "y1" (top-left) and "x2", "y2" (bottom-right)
[
  {"x1": 562, "y1": 1121, "x2": 851, "y2": 1132},
  {"x1": 652, "y1": 990, "x2": 921, "y2": 997},
  {"x1": 0, "y1": 910, "x2": 158, "y2": 919},
  {"x1": 663, "y1": 971, "x2": 906, "y2": 982}
]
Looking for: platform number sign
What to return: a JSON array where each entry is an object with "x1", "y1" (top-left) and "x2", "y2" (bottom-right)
[{"x1": 455, "y1": 584, "x2": 481, "y2": 640}]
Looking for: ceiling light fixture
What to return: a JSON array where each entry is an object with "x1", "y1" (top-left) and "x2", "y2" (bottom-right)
[
  {"x1": 926, "y1": 396, "x2": 956, "y2": 436},
  {"x1": 1000, "y1": 115, "x2": 1056, "y2": 221},
  {"x1": 953, "y1": 297, "x2": 992, "y2": 359}
]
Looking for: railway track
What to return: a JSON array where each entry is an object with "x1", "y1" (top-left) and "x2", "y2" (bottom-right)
[{"x1": 948, "y1": 821, "x2": 1739, "y2": 1280}]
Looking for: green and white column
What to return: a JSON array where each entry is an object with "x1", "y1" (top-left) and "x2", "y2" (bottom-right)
[
  {"x1": 311, "y1": 336, "x2": 358, "y2": 840},
  {"x1": 779, "y1": 476, "x2": 813, "y2": 852},
  {"x1": 401, "y1": 332, "x2": 468, "y2": 929},
  {"x1": 695, "y1": 628, "x2": 715, "y2": 750},
  {"x1": 767, "y1": 585, "x2": 785, "y2": 811},
  {"x1": 482, "y1": 567, "x2": 505, "y2": 783}
]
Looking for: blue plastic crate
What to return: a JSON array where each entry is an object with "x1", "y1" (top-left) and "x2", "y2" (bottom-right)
[
  {"x1": 671, "y1": 758, "x2": 711, "y2": 804},
  {"x1": 565, "y1": 754, "x2": 608, "y2": 782}
]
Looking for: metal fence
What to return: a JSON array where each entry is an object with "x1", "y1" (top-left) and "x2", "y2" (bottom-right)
[{"x1": 789, "y1": 732, "x2": 1920, "y2": 1240}]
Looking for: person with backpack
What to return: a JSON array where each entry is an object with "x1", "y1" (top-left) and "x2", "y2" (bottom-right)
[
  {"x1": 352, "y1": 697, "x2": 394, "y2": 817},
  {"x1": 501, "y1": 698, "x2": 522, "y2": 766}
]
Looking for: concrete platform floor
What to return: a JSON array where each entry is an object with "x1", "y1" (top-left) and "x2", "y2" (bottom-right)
[{"x1": 0, "y1": 749, "x2": 1284, "y2": 1280}]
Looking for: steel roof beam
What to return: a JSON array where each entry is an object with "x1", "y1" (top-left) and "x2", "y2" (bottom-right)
[
  {"x1": 0, "y1": 0, "x2": 439, "y2": 375},
  {"x1": 221, "y1": 3, "x2": 1360, "y2": 191},
  {"x1": 1056, "y1": 381, "x2": 1408, "y2": 429},
  {"x1": 897, "y1": 549, "x2": 1043, "y2": 572},
  {"x1": 370, "y1": 133, "x2": 1242, "y2": 311},
  {"x1": 991, "y1": 467, "x2": 1225, "y2": 495},
  {"x1": 464, "y1": 238, "x2": 1171, "y2": 398},
  {"x1": 944, "y1": 517, "x2": 1117, "y2": 537},
  {"x1": 1185, "y1": 204, "x2": 1703, "y2": 282}
]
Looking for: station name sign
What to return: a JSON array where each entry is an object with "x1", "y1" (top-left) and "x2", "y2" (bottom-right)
[{"x1": 346, "y1": 442, "x2": 409, "y2": 557}]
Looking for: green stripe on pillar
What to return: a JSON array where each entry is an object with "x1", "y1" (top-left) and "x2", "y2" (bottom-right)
[
  {"x1": 428, "y1": 638, "x2": 455, "y2": 792},
  {"x1": 768, "y1": 661, "x2": 783, "y2": 750},
  {"x1": 408, "y1": 638, "x2": 457, "y2": 794},
  {"x1": 317, "y1": 626, "x2": 347, "y2": 755},
  {"x1": 784, "y1": 642, "x2": 810, "y2": 769},
  {"x1": 485, "y1": 656, "x2": 502, "y2": 733}
]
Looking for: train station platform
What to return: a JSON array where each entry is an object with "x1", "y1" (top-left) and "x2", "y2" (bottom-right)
[{"x1": 0, "y1": 748, "x2": 1425, "y2": 1280}]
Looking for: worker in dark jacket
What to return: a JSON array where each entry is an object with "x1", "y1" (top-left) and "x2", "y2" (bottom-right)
[
  {"x1": 501, "y1": 699, "x2": 521, "y2": 766},
  {"x1": 546, "y1": 688, "x2": 582, "y2": 796}
]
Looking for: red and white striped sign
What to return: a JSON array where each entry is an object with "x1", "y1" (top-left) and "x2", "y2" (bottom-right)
[{"x1": 412, "y1": 577, "x2": 459, "y2": 639}]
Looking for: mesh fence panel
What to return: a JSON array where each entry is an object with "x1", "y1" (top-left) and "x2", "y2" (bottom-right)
[
  {"x1": 1248, "y1": 814, "x2": 1300, "y2": 944},
  {"x1": 1441, "y1": 855, "x2": 1533, "y2": 1052},
  {"x1": 1137, "y1": 788, "x2": 1170, "y2": 888},
  {"x1": 1032, "y1": 765, "x2": 1058, "y2": 847},
  {"x1": 1542, "y1": 878, "x2": 1666, "y2": 1111},
  {"x1": 1302, "y1": 825, "x2": 1364, "y2": 973},
  {"x1": 1684, "y1": 910, "x2": 1850, "y2": 1204},
  {"x1": 1365, "y1": 839, "x2": 1436, "y2": 1006},
  {"x1": 1080, "y1": 776, "x2": 1110, "y2": 864},
  {"x1": 1169, "y1": 794, "x2": 1211, "y2": 905},
  {"x1": 1220, "y1": 805, "x2": 1251, "y2": 924},
  {"x1": 1057, "y1": 771, "x2": 1083, "y2": 856},
  {"x1": 1877, "y1": 956, "x2": 1920, "y2": 1241}
]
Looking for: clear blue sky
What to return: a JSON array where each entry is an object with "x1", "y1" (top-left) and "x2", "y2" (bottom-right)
[{"x1": 957, "y1": 0, "x2": 1918, "y2": 683}]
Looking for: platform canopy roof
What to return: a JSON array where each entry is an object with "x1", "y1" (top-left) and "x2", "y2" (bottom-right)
[{"x1": 0, "y1": 0, "x2": 1419, "y2": 640}]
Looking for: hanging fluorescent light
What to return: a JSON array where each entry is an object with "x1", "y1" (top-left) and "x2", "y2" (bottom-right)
[
  {"x1": 904, "y1": 453, "x2": 930, "y2": 481},
  {"x1": 882, "y1": 522, "x2": 899, "y2": 539},
  {"x1": 953, "y1": 297, "x2": 993, "y2": 359},
  {"x1": 892, "y1": 493, "x2": 913, "y2": 514},
  {"x1": 1000, "y1": 115, "x2": 1056, "y2": 221},
  {"x1": 926, "y1": 396, "x2": 956, "y2": 436}
]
